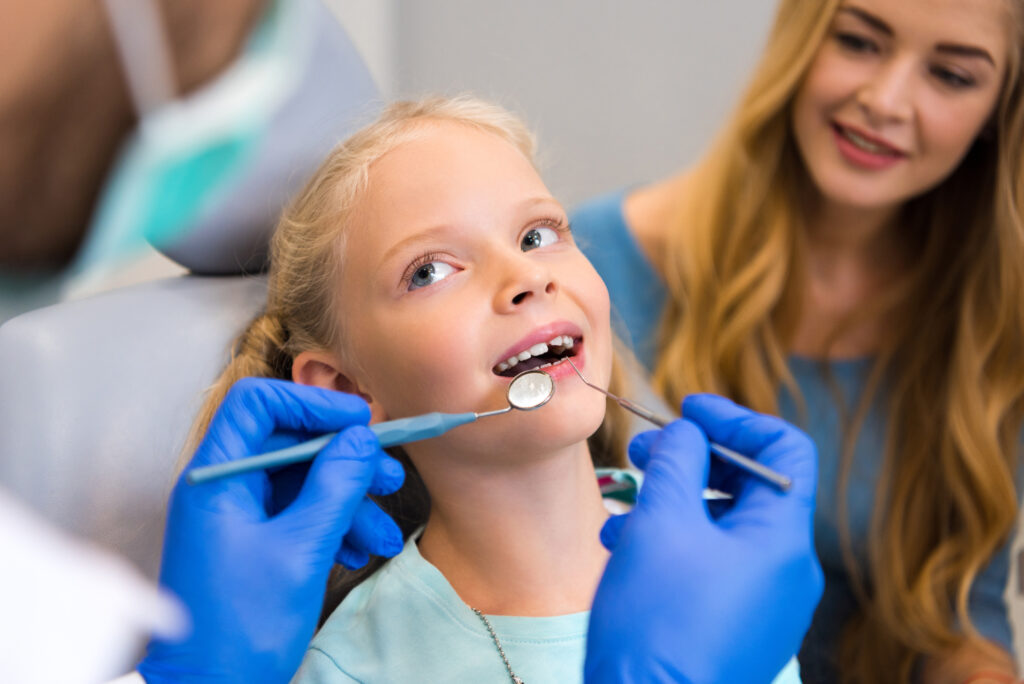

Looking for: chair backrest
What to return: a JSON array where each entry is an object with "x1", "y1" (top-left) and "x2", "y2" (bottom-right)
[
  {"x1": 0, "y1": 276, "x2": 265, "y2": 578},
  {"x1": 0, "y1": 0, "x2": 378, "y2": 579}
]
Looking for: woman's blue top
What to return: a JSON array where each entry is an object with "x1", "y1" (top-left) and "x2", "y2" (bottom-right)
[{"x1": 570, "y1": 190, "x2": 1015, "y2": 681}]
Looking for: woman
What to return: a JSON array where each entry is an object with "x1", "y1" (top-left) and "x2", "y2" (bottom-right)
[{"x1": 572, "y1": 0, "x2": 1024, "y2": 681}]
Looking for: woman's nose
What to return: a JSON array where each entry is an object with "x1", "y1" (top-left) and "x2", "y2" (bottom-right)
[
  {"x1": 856, "y1": 57, "x2": 915, "y2": 125},
  {"x1": 493, "y1": 257, "x2": 559, "y2": 313}
]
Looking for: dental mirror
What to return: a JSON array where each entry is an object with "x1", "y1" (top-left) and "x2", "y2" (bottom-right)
[{"x1": 505, "y1": 369, "x2": 555, "y2": 411}]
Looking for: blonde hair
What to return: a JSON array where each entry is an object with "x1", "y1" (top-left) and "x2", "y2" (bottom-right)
[
  {"x1": 186, "y1": 95, "x2": 628, "y2": 615},
  {"x1": 654, "y1": 0, "x2": 1024, "y2": 680},
  {"x1": 188, "y1": 96, "x2": 538, "y2": 443}
]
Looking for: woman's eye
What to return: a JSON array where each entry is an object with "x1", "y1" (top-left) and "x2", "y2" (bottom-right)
[
  {"x1": 836, "y1": 32, "x2": 878, "y2": 54},
  {"x1": 521, "y1": 227, "x2": 560, "y2": 252},
  {"x1": 931, "y1": 65, "x2": 974, "y2": 89},
  {"x1": 408, "y1": 261, "x2": 456, "y2": 290}
]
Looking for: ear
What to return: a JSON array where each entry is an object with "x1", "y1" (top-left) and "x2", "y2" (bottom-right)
[{"x1": 292, "y1": 350, "x2": 390, "y2": 423}]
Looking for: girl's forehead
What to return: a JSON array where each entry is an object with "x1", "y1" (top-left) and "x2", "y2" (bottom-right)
[
  {"x1": 358, "y1": 127, "x2": 546, "y2": 227},
  {"x1": 368, "y1": 121, "x2": 535, "y2": 184}
]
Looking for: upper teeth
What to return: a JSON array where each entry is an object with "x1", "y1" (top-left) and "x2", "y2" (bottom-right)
[
  {"x1": 496, "y1": 335, "x2": 574, "y2": 372},
  {"x1": 842, "y1": 127, "x2": 893, "y2": 155}
]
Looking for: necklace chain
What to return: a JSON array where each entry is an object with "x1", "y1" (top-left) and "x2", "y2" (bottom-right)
[{"x1": 472, "y1": 608, "x2": 525, "y2": 684}]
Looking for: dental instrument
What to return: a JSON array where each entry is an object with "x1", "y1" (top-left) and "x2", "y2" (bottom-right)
[
  {"x1": 567, "y1": 360, "x2": 793, "y2": 492},
  {"x1": 186, "y1": 369, "x2": 556, "y2": 485}
]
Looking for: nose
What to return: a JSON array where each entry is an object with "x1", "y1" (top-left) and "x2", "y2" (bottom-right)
[
  {"x1": 856, "y1": 56, "x2": 915, "y2": 125},
  {"x1": 493, "y1": 254, "x2": 559, "y2": 313}
]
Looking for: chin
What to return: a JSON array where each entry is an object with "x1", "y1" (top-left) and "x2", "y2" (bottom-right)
[
  {"x1": 812, "y1": 168, "x2": 910, "y2": 211},
  {"x1": 529, "y1": 392, "x2": 608, "y2": 448}
]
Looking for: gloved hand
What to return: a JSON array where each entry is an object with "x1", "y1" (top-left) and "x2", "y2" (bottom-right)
[
  {"x1": 138, "y1": 378, "x2": 405, "y2": 684},
  {"x1": 585, "y1": 394, "x2": 822, "y2": 684}
]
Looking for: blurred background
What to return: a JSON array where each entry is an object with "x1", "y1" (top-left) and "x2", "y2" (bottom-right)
[
  {"x1": 334, "y1": 1, "x2": 778, "y2": 206},
  {"x1": 3, "y1": 0, "x2": 1022, "y2": 668},
  {"x1": 1, "y1": 0, "x2": 779, "y2": 314}
]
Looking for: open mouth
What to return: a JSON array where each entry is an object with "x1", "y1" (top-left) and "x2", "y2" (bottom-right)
[{"x1": 492, "y1": 335, "x2": 581, "y2": 377}]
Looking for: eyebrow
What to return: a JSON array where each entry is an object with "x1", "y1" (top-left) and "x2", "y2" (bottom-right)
[
  {"x1": 837, "y1": 6, "x2": 996, "y2": 67},
  {"x1": 380, "y1": 224, "x2": 455, "y2": 266},
  {"x1": 936, "y1": 43, "x2": 996, "y2": 66},
  {"x1": 838, "y1": 6, "x2": 891, "y2": 35}
]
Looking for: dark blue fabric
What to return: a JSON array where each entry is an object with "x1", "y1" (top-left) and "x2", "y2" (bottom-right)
[{"x1": 570, "y1": 190, "x2": 1017, "y2": 681}]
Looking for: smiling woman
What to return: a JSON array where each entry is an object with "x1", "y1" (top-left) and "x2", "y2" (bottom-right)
[
  {"x1": 570, "y1": 0, "x2": 1024, "y2": 681},
  {"x1": 792, "y1": 1, "x2": 1008, "y2": 211}
]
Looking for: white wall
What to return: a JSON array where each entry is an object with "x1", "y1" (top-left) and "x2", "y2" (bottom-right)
[{"x1": 328, "y1": 1, "x2": 778, "y2": 206}]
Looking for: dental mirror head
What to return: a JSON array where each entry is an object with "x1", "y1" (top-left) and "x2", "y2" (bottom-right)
[{"x1": 506, "y1": 369, "x2": 555, "y2": 410}]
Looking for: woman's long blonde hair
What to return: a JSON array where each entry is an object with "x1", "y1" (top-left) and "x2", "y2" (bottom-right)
[
  {"x1": 655, "y1": 1, "x2": 1024, "y2": 680},
  {"x1": 186, "y1": 95, "x2": 627, "y2": 616}
]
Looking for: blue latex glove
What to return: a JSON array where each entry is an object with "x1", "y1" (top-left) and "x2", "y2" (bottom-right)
[
  {"x1": 138, "y1": 378, "x2": 405, "y2": 684},
  {"x1": 586, "y1": 394, "x2": 823, "y2": 684}
]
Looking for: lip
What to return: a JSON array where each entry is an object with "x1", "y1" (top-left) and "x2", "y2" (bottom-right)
[
  {"x1": 831, "y1": 121, "x2": 908, "y2": 170},
  {"x1": 833, "y1": 121, "x2": 907, "y2": 155},
  {"x1": 492, "y1": 320, "x2": 584, "y2": 374}
]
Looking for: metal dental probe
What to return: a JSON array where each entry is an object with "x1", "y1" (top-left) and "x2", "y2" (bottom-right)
[{"x1": 567, "y1": 359, "x2": 793, "y2": 492}]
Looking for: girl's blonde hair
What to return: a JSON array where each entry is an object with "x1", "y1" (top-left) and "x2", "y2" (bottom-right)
[
  {"x1": 654, "y1": 1, "x2": 1024, "y2": 679},
  {"x1": 187, "y1": 95, "x2": 628, "y2": 616}
]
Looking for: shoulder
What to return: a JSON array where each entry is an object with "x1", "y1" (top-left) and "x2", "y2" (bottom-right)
[
  {"x1": 302, "y1": 539, "x2": 487, "y2": 682},
  {"x1": 621, "y1": 170, "x2": 694, "y2": 272},
  {"x1": 292, "y1": 647, "x2": 361, "y2": 683},
  {"x1": 302, "y1": 549, "x2": 414, "y2": 681}
]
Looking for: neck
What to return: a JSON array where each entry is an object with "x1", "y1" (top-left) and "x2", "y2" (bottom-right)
[
  {"x1": 412, "y1": 440, "x2": 609, "y2": 616},
  {"x1": 804, "y1": 195, "x2": 902, "y2": 265},
  {"x1": 790, "y1": 195, "x2": 908, "y2": 358}
]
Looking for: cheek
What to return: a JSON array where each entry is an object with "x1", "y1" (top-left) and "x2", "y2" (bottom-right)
[
  {"x1": 345, "y1": 306, "x2": 471, "y2": 418},
  {"x1": 380, "y1": 326, "x2": 472, "y2": 414},
  {"x1": 795, "y1": 52, "x2": 845, "y2": 113},
  {"x1": 918, "y1": 96, "x2": 991, "y2": 164}
]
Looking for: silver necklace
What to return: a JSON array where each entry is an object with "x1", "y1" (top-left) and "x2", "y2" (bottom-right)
[{"x1": 472, "y1": 607, "x2": 525, "y2": 684}]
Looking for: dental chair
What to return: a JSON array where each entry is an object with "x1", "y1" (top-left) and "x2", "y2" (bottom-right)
[{"x1": 0, "y1": 0, "x2": 378, "y2": 581}]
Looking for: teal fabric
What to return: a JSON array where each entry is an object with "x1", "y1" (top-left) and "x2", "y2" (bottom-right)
[
  {"x1": 570, "y1": 190, "x2": 1016, "y2": 681},
  {"x1": 292, "y1": 471, "x2": 803, "y2": 683}
]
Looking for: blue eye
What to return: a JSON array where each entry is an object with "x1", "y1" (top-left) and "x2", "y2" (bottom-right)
[
  {"x1": 521, "y1": 227, "x2": 560, "y2": 252},
  {"x1": 408, "y1": 261, "x2": 456, "y2": 290}
]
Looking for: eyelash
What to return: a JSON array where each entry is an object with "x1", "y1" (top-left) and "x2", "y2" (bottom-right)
[
  {"x1": 530, "y1": 216, "x2": 571, "y2": 239},
  {"x1": 931, "y1": 65, "x2": 975, "y2": 88},
  {"x1": 401, "y1": 250, "x2": 450, "y2": 288},
  {"x1": 836, "y1": 31, "x2": 878, "y2": 54}
]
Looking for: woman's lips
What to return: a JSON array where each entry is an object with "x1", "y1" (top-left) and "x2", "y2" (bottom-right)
[{"x1": 831, "y1": 122, "x2": 907, "y2": 171}]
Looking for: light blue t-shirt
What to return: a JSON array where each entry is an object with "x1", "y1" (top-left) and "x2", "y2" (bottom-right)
[
  {"x1": 293, "y1": 471, "x2": 803, "y2": 683},
  {"x1": 569, "y1": 190, "x2": 1016, "y2": 681}
]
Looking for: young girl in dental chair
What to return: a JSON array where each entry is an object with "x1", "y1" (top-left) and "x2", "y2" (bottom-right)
[{"x1": 187, "y1": 97, "x2": 802, "y2": 683}]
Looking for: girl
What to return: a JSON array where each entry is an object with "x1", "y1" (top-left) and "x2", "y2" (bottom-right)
[
  {"x1": 186, "y1": 97, "x2": 804, "y2": 682},
  {"x1": 572, "y1": 0, "x2": 1024, "y2": 681}
]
